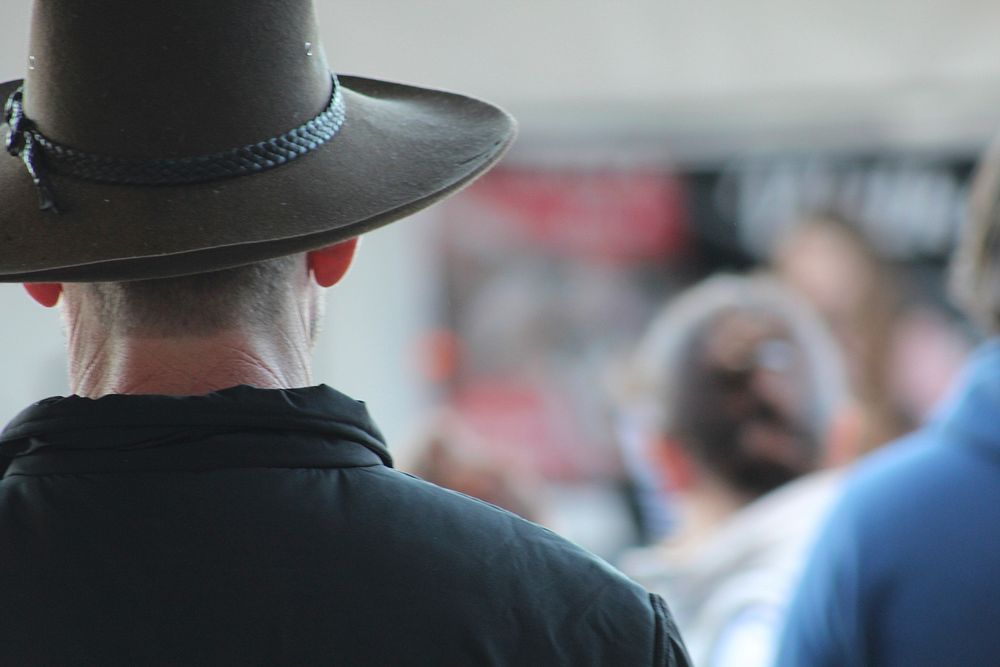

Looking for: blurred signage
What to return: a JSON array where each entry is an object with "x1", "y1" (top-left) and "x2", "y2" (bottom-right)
[
  {"x1": 444, "y1": 168, "x2": 688, "y2": 263},
  {"x1": 452, "y1": 379, "x2": 592, "y2": 479},
  {"x1": 697, "y1": 156, "x2": 974, "y2": 261}
]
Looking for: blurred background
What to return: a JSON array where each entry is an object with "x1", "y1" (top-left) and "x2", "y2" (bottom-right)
[{"x1": 0, "y1": 0, "x2": 996, "y2": 560}]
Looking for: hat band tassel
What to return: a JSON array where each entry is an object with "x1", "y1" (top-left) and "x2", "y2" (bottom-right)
[{"x1": 4, "y1": 89, "x2": 58, "y2": 213}]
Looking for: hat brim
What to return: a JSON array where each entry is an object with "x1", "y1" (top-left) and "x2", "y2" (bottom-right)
[{"x1": 0, "y1": 75, "x2": 515, "y2": 282}]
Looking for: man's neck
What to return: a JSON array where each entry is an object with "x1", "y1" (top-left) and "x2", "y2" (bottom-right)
[
  {"x1": 69, "y1": 333, "x2": 314, "y2": 397},
  {"x1": 662, "y1": 482, "x2": 748, "y2": 559}
]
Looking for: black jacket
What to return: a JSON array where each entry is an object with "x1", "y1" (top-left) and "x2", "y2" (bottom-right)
[{"x1": 0, "y1": 385, "x2": 690, "y2": 666}]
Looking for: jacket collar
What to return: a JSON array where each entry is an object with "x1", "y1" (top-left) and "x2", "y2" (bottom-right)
[
  {"x1": 934, "y1": 339, "x2": 1000, "y2": 452},
  {"x1": 0, "y1": 384, "x2": 392, "y2": 477}
]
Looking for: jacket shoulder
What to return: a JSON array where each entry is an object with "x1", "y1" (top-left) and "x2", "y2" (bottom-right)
[{"x1": 354, "y1": 467, "x2": 691, "y2": 665}]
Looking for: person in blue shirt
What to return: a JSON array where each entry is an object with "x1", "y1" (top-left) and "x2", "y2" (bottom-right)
[{"x1": 775, "y1": 138, "x2": 1000, "y2": 666}]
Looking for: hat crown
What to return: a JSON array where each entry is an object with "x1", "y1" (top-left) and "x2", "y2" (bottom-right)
[
  {"x1": 1, "y1": 0, "x2": 515, "y2": 283},
  {"x1": 24, "y1": 0, "x2": 331, "y2": 157}
]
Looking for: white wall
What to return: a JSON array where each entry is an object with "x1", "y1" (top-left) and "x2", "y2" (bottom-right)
[
  {"x1": 8, "y1": 1, "x2": 1000, "y2": 124},
  {"x1": 0, "y1": 286, "x2": 69, "y2": 414},
  {"x1": 312, "y1": 211, "x2": 441, "y2": 451},
  {"x1": 313, "y1": 1, "x2": 1000, "y2": 100},
  {"x1": 315, "y1": 0, "x2": 1000, "y2": 153}
]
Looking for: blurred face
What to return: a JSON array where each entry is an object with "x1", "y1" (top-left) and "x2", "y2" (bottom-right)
[
  {"x1": 774, "y1": 224, "x2": 876, "y2": 329},
  {"x1": 773, "y1": 223, "x2": 880, "y2": 390}
]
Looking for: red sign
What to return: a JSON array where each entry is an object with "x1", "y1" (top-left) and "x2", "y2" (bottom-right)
[{"x1": 445, "y1": 168, "x2": 688, "y2": 263}]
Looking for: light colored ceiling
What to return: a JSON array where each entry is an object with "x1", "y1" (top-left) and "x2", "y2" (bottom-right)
[{"x1": 4, "y1": 1, "x2": 1000, "y2": 160}]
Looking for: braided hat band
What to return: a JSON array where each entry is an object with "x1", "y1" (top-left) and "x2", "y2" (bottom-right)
[{"x1": 3, "y1": 75, "x2": 347, "y2": 214}]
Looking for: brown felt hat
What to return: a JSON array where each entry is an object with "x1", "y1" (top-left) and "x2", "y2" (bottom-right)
[{"x1": 0, "y1": 0, "x2": 515, "y2": 282}]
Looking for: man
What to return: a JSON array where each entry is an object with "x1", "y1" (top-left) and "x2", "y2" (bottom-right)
[
  {"x1": 0, "y1": 1, "x2": 691, "y2": 665},
  {"x1": 618, "y1": 275, "x2": 848, "y2": 667},
  {"x1": 774, "y1": 139, "x2": 1000, "y2": 663}
]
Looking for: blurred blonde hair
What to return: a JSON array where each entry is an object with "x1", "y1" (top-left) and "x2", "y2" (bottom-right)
[{"x1": 951, "y1": 138, "x2": 1000, "y2": 333}]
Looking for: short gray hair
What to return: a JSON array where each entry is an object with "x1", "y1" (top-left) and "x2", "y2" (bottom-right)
[
  {"x1": 78, "y1": 254, "x2": 304, "y2": 338},
  {"x1": 629, "y1": 274, "x2": 846, "y2": 496}
]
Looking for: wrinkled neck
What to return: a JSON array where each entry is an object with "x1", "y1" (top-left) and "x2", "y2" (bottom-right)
[{"x1": 68, "y1": 332, "x2": 314, "y2": 397}]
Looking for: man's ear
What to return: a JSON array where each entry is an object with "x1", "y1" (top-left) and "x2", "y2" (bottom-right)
[
  {"x1": 307, "y1": 238, "x2": 359, "y2": 288},
  {"x1": 23, "y1": 283, "x2": 63, "y2": 308}
]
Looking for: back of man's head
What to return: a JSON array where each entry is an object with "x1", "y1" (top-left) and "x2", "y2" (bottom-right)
[{"x1": 631, "y1": 275, "x2": 846, "y2": 498}]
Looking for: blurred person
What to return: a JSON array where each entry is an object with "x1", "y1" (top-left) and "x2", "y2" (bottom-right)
[
  {"x1": 772, "y1": 213, "x2": 910, "y2": 460},
  {"x1": 401, "y1": 411, "x2": 541, "y2": 522},
  {"x1": 619, "y1": 275, "x2": 851, "y2": 667},
  {"x1": 0, "y1": 1, "x2": 691, "y2": 665},
  {"x1": 887, "y1": 301, "x2": 975, "y2": 423},
  {"x1": 775, "y1": 136, "x2": 1000, "y2": 666}
]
